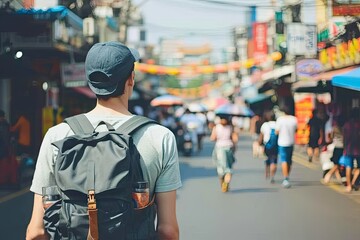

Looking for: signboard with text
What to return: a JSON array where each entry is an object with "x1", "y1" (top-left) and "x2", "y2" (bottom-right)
[
  {"x1": 61, "y1": 63, "x2": 87, "y2": 87},
  {"x1": 332, "y1": 0, "x2": 360, "y2": 16},
  {"x1": 252, "y1": 22, "x2": 268, "y2": 60},
  {"x1": 287, "y1": 24, "x2": 317, "y2": 56}
]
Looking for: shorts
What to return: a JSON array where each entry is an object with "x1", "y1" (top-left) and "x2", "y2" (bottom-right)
[
  {"x1": 340, "y1": 155, "x2": 360, "y2": 168},
  {"x1": 331, "y1": 148, "x2": 343, "y2": 165},
  {"x1": 308, "y1": 140, "x2": 319, "y2": 148},
  {"x1": 278, "y1": 146, "x2": 294, "y2": 165},
  {"x1": 264, "y1": 149, "x2": 278, "y2": 166},
  {"x1": 264, "y1": 157, "x2": 278, "y2": 166}
]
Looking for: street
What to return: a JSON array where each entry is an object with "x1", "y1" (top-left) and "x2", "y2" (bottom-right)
[{"x1": 1, "y1": 133, "x2": 360, "y2": 240}]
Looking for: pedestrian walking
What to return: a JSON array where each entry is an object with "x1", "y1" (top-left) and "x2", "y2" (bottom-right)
[
  {"x1": 180, "y1": 108, "x2": 200, "y2": 150},
  {"x1": 275, "y1": 106, "x2": 298, "y2": 188},
  {"x1": 26, "y1": 41, "x2": 182, "y2": 240},
  {"x1": 342, "y1": 109, "x2": 360, "y2": 193},
  {"x1": 195, "y1": 112, "x2": 207, "y2": 151},
  {"x1": 10, "y1": 111, "x2": 31, "y2": 156},
  {"x1": 323, "y1": 116, "x2": 345, "y2": 184},
  {"x1": 210, "y1": 115, "x2": 238, "y2": 192},
  {"x1": 0, "y1": 110, "x2": 10, "y2": 160},
  {"x1": 258, "y1": 110, "x2": 278, "y2": 183},
  {"x1": 0, "y1": 110, "x2": 19, "y2": 186},
  {"x1": 306, "y1": 109, "x2": 323, "y2": 162}
]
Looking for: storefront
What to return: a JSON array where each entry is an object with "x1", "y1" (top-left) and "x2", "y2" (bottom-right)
[
  {"x1": 0, "y1": 6, "x2": 87, "y2": 154},
  {"x1": 332, "y1": 67, "x2": 360, "y2": 116}
]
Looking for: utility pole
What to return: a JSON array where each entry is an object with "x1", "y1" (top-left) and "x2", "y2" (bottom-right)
[{"x1": 119, "y1": 0, "x2": 131, "y2": 43}]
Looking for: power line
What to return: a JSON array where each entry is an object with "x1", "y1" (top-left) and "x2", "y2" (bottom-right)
[{"x1": 160, "y1": 0, "x2": 327, "y2": 9}]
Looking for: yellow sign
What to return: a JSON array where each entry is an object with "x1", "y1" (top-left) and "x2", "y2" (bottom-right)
[{"x1": 319, "y1": 37, "x2": 360, "y2": 71}]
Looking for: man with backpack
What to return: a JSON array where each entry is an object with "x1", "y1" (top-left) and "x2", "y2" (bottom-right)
[
  {"x1": 258, "y1": 110, "x2": 278, "y2": 184},
  {"x1": 26, "y1": 41, "x2": 182, "y2": 240}
]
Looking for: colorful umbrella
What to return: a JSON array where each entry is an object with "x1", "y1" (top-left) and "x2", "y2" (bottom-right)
[
  {"x1": 187, "y1": 102, "x2": 208, "y2": 113},
  {"x1": 201, "y1": 97, "x2": 229, "y2": 110},
  {"x1": 215, "y1": 103, "x2": 254, "y2": 117},
  {"x1": 150, "y1": 94, "x2": 184, "y2": 107}
]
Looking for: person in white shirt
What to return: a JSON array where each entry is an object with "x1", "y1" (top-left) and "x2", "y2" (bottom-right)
[
  {"x1": 258, "y1": 110, "x2": 278, "y2": 183},
  {"x1": 275, "y1": 107, "x2": 298, "y2": 188}
]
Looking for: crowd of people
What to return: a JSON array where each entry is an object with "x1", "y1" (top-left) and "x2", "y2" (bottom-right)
[{"x1": 253, "y1": 104, "x2": 360, "y2": 193}]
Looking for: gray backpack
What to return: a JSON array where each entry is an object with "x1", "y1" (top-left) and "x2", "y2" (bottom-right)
[{"x1": 43, "y1": 114, "x2": 158, "y2": 240}]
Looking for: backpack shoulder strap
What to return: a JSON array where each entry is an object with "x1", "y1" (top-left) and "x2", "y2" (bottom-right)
[
  {"x1": 117, "y1": 115, "x2": 157, "y2": 135},
  {"x1": 64, "y1": 114, "x2": 94, "y2": 135}
]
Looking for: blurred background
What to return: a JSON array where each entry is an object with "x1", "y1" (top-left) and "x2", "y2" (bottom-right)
[{"x1": 1, "y1": 0, "x2": 360, "y2": 191}]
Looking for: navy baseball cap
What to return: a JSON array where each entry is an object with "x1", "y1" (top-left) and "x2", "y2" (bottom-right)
[{"x1": 85, "y1": 41, "x2": 140, "y2": 96}]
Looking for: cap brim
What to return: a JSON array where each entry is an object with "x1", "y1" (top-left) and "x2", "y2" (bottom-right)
[
  {"x1": 88, "y1": 80, "x2": 118, "y2": 96},
  {"x1": 129, "y1": 48, "x2": 140, "y2": 62}
]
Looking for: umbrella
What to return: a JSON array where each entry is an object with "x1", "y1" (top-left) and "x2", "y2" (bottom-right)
[
  {"x1": 150, "y1": 94, "x2": 184, "y2": 107},
  {"x1": 187, "y1": 103, "x2": 208, "y2": 113},
  {"x1": 215, "y1": 103, "x2": 254, "y2": 117},
  {"x1": 201, "y1": 97, "x2": 229, "y2": 110}
]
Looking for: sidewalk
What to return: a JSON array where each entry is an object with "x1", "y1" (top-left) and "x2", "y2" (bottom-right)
[{"x1": 293, "y1": 144, "x2": 360, "y2": 204}]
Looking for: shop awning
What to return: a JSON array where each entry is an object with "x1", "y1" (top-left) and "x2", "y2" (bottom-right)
[
  {"x1": 292, "y1": 80, "x2": 332, "y2": 93},
  {"x1": 260, "y1": 65, "x2": 294, "y2": 82},
  {"x1": 16, "y1": 6, "x2": 83, "y2": 30},
  {"x1": 311, "y1": 66, "x2": 357, "y2": 81},
  {"x1": 332, "y1": 67, "x2": 360, "y2": 91},
  {"x1": 292, "y1": 66, "x2": 356, "y2": 93},
  {"x1": 245, "y1": 92, "x2": 273, "y2": 105}
]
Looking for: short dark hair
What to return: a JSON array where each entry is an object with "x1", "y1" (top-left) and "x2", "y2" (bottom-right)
[
  {"x1": 97, "y1": 64, "x2": 134, "y2": 100},
  {"x1": 282, "y1": 105, "x2": 292, "y2": 115},
  {"x1": 263, "y1": 110, "x2": 275, "y2": 121}
]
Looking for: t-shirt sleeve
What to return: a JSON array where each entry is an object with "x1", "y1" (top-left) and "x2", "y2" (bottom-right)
[
  {"x1": 275, "y1": 118, "x2": 281, "y2": 131},
  {"x1": 30, "y1": 130, "x2": 57, "y2": 195},
  {"x1": 155, "y1": 132, "x2": 182, "y2": 193},
  {"x1": 260, "y1": 123, "x2": 265, "y2": 134}
]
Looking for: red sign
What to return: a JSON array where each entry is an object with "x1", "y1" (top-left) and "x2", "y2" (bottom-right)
[
  {"x1": 252, "y1": 22, "x2": 268, "y2": 60},
  {"x1": 332, "y1": 1, "x2": 360, "y2": 16}
]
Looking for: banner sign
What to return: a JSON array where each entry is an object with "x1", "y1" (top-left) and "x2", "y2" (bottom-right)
[
  {"x1": 252, "y1": 22, "x2": 268, "y2": 60},
  {"x1": 61, "y1": 63, "x2": 87, "y2": 87},
  {"x1": 296, "y1": 59, "x2": 324, "y2": 81},
  {"x1": 332, "y1": 0, "x2": 360, "y2": 16},
  {"x1": 287, "y1": 24, "x2": 317, "y2": 56}
]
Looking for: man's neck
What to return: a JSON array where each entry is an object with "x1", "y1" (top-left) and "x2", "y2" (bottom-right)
[{"x1": 89, "y1": 97, "x2": 132, "y2": 116}]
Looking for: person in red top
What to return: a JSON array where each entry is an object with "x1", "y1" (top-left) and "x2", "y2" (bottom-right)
[{"x1": 342, "y1": 109, "x2": 360, "y2": 193}]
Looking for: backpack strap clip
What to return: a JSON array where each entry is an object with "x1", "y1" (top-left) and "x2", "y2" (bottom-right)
[{"x1": 87, "y1": 189, "x2": 99, "y2": 240}]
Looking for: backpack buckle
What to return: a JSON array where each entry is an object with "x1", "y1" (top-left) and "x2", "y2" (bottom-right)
[{"x1": 88, "y1": 190, "x2": 97, "y2": 209}]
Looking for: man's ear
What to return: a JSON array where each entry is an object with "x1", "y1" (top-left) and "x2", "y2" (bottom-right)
[{"x1": 128, "y1": 71, "x2": 135, "y2": 86}]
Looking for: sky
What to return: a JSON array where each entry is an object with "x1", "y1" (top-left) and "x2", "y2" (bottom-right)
[{"x1": 132, "y1": 0, "x2": 317, "y2": 61}]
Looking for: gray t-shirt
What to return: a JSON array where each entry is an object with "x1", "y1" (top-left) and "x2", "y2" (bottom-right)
[{"x1": 30, "y1": 114, "x2": 182, "y2": 198}]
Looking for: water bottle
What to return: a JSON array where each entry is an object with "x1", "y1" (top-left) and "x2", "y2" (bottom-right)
[{"x1": 132, "y1": 181, "x2": 150, "y2": 208}]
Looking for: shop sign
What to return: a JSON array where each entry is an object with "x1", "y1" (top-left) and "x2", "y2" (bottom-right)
[
  {"x1": 252, "y1": 22, "x2": 268, "y2": 60},
  {"x1": 54, "y1": 19, "x2": 85, "y2": 49},
  {"x1": 319, "y1": 37, "x2": 360, "y2": 71},
  {"x1": 61, "y1": 63, "x2": 86, "y2": 87},
  {"x1": 332, "y1": 0, "x2": 360, "y2": 16},
  {"x1": 296, "y1": 59, "x2": 324, "y2": 80},
  {"x1": 287, "y1": 23, "x2": 317, "y2": 56}
]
